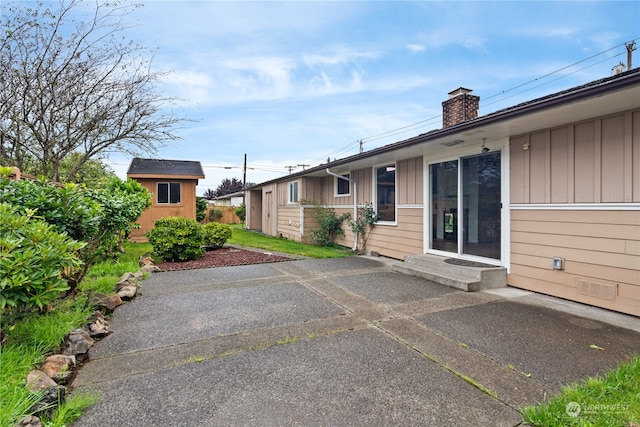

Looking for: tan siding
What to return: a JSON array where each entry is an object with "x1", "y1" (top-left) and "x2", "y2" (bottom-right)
[
  {"x1": 529, "y1": 131, "x2": 547, "y2": 203},
  {"x1": 277, "y1": 206, "x2": 302, "y2": 241},
  {"x1": 509, "y1": 209, "x2": 640, "y2": 316},
  {"x1": 397, "y1": 157, "x2": 423, "y2": 205},
  {"x1": 510, "y1": 135, "x2": 527, "y2": 203},
  {"x1": 301, "y1": 177, "x2": 324, "y2": 204},
  {"x1": 601, "y1": 115, "x2": 626, "y2": 202},
  {"x1": 363, "y1": 208, "x2": 423, "y2": 259},
  {"x1": 511, "y1": 110, "x2": 640, "y2": 205},
  {"x1": 550, "y1": 127, "x2": 569, "y2": 203},
  {"x1": 633, "y1": 111, "x2": 640, "y2": 202},
  {"x1": 574, "y1": 121, "x2": 596, "y2": 202}
]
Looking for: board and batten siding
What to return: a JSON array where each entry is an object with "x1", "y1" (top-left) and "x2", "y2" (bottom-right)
[{"x1": 509, "y1": 109, "x2": 640, "y2": 316}]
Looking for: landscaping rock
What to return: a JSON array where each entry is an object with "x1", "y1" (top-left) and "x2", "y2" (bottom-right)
[
  {"x1": 90, "y1": 292, "x2": 122, "y2": 313},
  {"x1": 39, "y1": 354, "x2": 75, "y2": 384},
  {"x1": 62, "y1": 328, "x2": 94, "y2": 362},
  {"x1": 116, "y1": 272, "x2": 137, "y2": 286},
  {"x1": 117, "y1": 284, "x2": 137, "y2": 300},
  {"x1": 26, "y1": 370, "x2": 66, "y2": 415},
  {"x1": 138, "y1": 256, "x2": 155, "y2": 266},
  {"x1": 141, "y1": 263, "x2": 162, "y2": 274},
  {"x1": 88, "y1": 311, "x2": 110, "y2": 338},
  {"x1": 17, "y1": 415, "x2": 43, "y2": 427}
]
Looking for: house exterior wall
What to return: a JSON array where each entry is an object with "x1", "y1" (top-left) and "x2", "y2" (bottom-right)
[
  {"x1": 509, "y1": 209, "x2": 639, "y2": 316},
  {"x1": 509, "y1": 108, "x2": 640, "y2": 316},
  {"x1": 129, "y1": 178, "x2": 198, "y2": 242},
  {"x1": 246, "y1": 189, "x2": 263, "y2": 230}
]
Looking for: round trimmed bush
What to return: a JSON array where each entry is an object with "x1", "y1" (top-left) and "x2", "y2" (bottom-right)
[
  {"x1": 146, "y1": 216, "x2": 204, "y2": 262},
  {"x1": 202, "y1": 222, "x2": 232, "y2": 249}
]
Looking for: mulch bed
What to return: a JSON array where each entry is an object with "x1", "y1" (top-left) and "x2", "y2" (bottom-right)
[{"x1": 156, "y1": 247, "x2": 292, "y2": 271}]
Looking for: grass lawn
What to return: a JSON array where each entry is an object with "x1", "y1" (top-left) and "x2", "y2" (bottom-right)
[
  {"x1": 522, "y1": 356, "x2": 640, "y2": 426},
  {"x1": 228, "y1": 224, "x2": 354, "y2": 258}
]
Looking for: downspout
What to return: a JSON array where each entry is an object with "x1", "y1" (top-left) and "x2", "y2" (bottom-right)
[{"x1": 326, "y1": 168, "x2": 358, "y2": 251}]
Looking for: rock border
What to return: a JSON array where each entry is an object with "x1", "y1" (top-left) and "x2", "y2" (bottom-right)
[{"x1": 17, "y1": 257, "x2": 161, "y2": 427}]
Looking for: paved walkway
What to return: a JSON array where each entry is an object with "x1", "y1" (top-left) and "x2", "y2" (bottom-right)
[{"x1": 72, "y1": 256, "x2": 640, "y2": 426}]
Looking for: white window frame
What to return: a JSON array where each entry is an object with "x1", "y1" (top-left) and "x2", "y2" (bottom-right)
[
  {"x1": 157, "y1": 182, "x2": 181, "y2": 204},
  {"x1": 288, "y1": 181, "x2": 299, "y2": 204},
  {"x1": 334, "y1": 173, "x2": 351, "y2": 197},
  {"x1": 373, "y1": 163, "x2": 397, "y2": 224}
]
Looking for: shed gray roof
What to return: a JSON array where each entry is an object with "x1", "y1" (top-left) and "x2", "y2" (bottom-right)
[{"x1": 127, "y1": 158, "x2": 205, "y2": 178}]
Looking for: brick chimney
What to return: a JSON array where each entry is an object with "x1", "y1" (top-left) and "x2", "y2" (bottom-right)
[{"x1": 442, "y1": 87, "x2": 480, "y2": 128}]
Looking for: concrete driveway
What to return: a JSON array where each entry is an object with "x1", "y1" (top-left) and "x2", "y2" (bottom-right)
[{"x1": 72, "y1": 256, "x2": 640, "y2": 426}]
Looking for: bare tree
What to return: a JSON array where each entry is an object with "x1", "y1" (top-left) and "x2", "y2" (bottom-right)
[{"x1": 0, "y1": 0, "x2": 184, "y2": 182}]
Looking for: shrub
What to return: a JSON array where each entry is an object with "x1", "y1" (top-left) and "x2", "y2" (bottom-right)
[
  {"x1": 202, "y1": 222, "x2": 232, "y2": 249},
  {"x1": 146, "y1": 216, "x2": 204, "y2": 261},
  {"x1": 0, "y1": 204, "x2": 85, "y2": 311},
  {"x1": 0, "y1": 176, "x2": 151, "y2": 291},
  {"x1": 349, "y1": 203, "x2": 379, "y2": 253},
  {"x1": 308, "y1": 202, "x2": 350, "y2": 247},
  {"x1": 234, "y1": 203, "x2": 246, "y2": 222},
  {"x1": 209, "y1": 208, "x2": 223, "y2": 222},
  {"x1": 196, "y1": 197, "x2": 208, "y2": 222}
]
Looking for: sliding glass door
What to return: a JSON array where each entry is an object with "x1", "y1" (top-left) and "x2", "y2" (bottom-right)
[{"x1": 430, "y1": 151, "x2": 501, "y2": 260}]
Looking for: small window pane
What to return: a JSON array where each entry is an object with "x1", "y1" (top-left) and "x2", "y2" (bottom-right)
[
  {"x1": 170, "y1": 182, "x2": 181, "y2": 203},
  {"x1": 289, "y1": 182, "x2": 299, "y2": 203},
  {"x1": 157, "y1": 183, "x2": 169, "y2": 204},
  {"x1": 337, "y1": 174, "x2": 350, "y2": 195}
]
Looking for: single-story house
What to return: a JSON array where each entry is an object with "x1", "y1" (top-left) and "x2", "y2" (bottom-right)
[
  {"x1": 127, "y1": 158, "x2": 205, "y2": 242},
  {"x1": 210, "y1": 190, "x2": 245, "y2": 207},
  {"x1": 245, "y1": 69, "x2": 640, "y2": 317}
]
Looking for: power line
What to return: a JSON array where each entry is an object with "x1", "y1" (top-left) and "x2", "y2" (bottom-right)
[{"x1": 304, "y1": 38, "x2": 638, "y2": 166}]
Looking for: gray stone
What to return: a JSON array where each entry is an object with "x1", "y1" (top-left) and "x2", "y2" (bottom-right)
[
  {"x1": 117, "y1": 272, "x2": 136, "y2": 286},
  {"x1": 26, "y1": 370, "x2": 66, "y2": 415},
  {"x1": 63, "y1": 328, "x2": 94, "y2": 361}
]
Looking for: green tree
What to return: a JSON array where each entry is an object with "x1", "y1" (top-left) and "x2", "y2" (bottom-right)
[
  {"x1": 0, "y1": 0, "x2": 183, "y2": 182},
  {"x1": 196, "y1": 197, "x2": 208, "y2": 222}
]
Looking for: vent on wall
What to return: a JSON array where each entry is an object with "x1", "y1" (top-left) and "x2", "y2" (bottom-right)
[{"x1": 577, "y1": 279, "x2": 618, "y2": 301}]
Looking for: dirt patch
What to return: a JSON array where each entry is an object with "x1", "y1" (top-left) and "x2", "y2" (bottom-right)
[{"x1": 156, "y1": 247, "x2": 292, "y2": 271}]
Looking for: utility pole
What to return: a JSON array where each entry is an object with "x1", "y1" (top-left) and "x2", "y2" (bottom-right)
[
  {"x1": 243, "y1": 153, "x2": 247, "y2": 189},
  {"x1": 359, "y1": 139, "x2": 364, "y2": 153},
  {"x1": 297, "y1": 164, "x2": 310, "y2": 170},
  {"x1": 285, "y1": 165, "x2": 296, "y2": 174}
]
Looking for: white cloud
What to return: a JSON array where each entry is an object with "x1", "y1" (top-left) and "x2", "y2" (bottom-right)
[{"x1": 407, "y1": 44, "x2": 425, "y2": 53}]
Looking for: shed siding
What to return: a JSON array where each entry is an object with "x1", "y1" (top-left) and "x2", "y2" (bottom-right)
[
  {"x1": 509, "y1": 209, "x2": 640, "y2": 316},
  {"x1": 129, "y1": 178, "x2": 198, "y2": 242}
]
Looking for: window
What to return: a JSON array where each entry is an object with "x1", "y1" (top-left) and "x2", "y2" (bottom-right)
[
  {"x1": 157, "y1": 182, "x2": 181, "y2": 204},
  {"x1": 335, "y1": 173, "x2": 350, "y2": 196},
  {"x1": 375, "y1": 165, "x2": 396, "y2": 222},
  {"x1": 288, "y1": 181, "x2": 299, "y2": 204}
]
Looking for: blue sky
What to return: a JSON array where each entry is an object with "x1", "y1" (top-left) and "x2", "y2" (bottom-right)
[{"x1": 103, "y1": 1, "x2": 639, "y2": 194}]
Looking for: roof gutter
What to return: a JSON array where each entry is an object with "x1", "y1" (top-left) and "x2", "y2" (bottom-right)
[{"x1": 326, "y1": 168, "x2": 358, "y2": 251}]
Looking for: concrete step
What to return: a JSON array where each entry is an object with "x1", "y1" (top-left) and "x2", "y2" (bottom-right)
[{"x1": 393, "y1": 254, "x2": 506, "y2": 292}]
